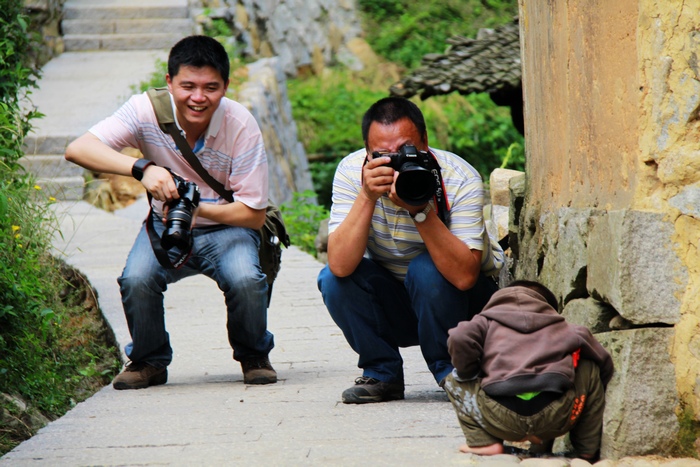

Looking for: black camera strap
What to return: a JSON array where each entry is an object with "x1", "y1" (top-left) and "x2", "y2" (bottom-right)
[
  {"x1": 145, "y1": 190, "x2": 193, "y2": 269},
  {"x1": 146, "y1": 87, "x2": 235, "y2": 203},
  {"x1": 427, "y1": 154, "x2": 449, "y2": 223}
]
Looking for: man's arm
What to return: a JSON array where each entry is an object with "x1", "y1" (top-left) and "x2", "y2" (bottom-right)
[
  {"x1": 327, "y1": 155, "x2": 394, "y2": 277},
  {"x1": 197, "y1": 203, "x2": 266, "y2": 230},
  {"x1": 389, "y1": 179, "x2": 482, "y2": 291},
  {"x1": 412, "y1": 207, "x2": 482, "y2": 291},
  {"x1": 65, "y1": 132, "x2": 180, "y2": 203}
]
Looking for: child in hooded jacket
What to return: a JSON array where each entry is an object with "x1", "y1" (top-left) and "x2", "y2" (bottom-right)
[{"x1": 444, "y1": 280, "x2": 614, "y2": 460}]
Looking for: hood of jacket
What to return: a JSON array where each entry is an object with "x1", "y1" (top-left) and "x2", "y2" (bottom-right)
[{"x1": 480, "y1": 286, "x2": 564, "y2": 334}]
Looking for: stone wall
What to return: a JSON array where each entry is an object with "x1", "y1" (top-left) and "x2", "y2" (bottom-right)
[
  {"x1": 192, "y1": 0, "x2": 375, "y2": 77},
  {"x1": 518, "y1": 0, "x2": 700, "y2": 459},
  {"x1": 24, "y1": 0, "x2": 66, "y2": 68},
  {"x1": 236, "y1": 57, "x2": 314, "y2": 205}
]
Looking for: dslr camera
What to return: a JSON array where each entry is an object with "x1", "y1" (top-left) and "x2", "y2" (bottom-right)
[
  {"x1": 161, "y1": 170, "x2": 201, "y2": 251},
  {"x1": 375, "y1": 144, "x2": 436, "y2": 205}
]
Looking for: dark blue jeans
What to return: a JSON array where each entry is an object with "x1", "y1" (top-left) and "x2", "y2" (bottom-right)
[
  {"x1": 117, "y1": 215, "x2": 274, "y2": 368},
  {"x1": 317, "y1": 252, "x2": 498, "y2": 385}
]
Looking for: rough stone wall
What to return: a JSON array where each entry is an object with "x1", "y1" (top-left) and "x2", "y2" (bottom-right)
[
  {"x1": 518, "y1": 0, "x2": 700, "y2": 459},
  {"x1": 193, "y1": 0, "x2": 373, "y2": 77},
  {"x1": 235, "y1": 57, "x2": 314, "y2": 205},
  {"x1": 24, "y1": 0, "x2": 66, "y2": 68}
]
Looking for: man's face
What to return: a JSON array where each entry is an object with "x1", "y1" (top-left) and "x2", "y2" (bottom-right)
[
  {"x1": 166, "y1": 65, "x2": 229, "y2": 132},
  {"x1": 366, "y1": 117, "x2": 427, "y2": 158}
]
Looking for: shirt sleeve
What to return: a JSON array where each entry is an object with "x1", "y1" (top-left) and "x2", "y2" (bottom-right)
[
  {"x1": 328, "y1": 151, "x2": 363, "y2": 234},
  {"x1": 89, "y1": 95, "x2": 144, "y2": 150}
]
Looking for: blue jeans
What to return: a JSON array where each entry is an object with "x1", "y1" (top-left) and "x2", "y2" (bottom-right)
[
  {"x1": 317, "y1": 252, "x2": 498, "y2": 385},
  {"x1": 117, "y1": 214, "x2": 274, "y2": 368}
]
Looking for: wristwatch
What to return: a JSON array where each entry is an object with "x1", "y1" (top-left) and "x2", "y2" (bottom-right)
[
  {"x1": 411, "y1": 204, "x2": 432, "y2": 223},
  {"x1": 131, "y1": 158, "x2": 155, "y2": 181}
]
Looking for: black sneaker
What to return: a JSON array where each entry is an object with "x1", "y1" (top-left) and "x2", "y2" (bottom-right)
[
  {"x1": 341, "y1": 376, "x2": 404, "y2": 404},
  {"x1": 112, "y1": 362, "x2": 167, "y2": 390},
  {"x1": 241, "y1": 356, "x2": 277, "y2": 384}
]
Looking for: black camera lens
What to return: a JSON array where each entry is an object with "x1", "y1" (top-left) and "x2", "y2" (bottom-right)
[
  {"x1": 395, "y1": 165, "x2": 436, "y2": 205},
  {"x1": 160, "y1": 172, "x2": 200, "y2": 251},
  {"x1": 162, "y1": 203, "x2": 194, "y2": 250}
]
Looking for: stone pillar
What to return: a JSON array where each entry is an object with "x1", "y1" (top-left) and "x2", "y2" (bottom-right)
[{"x1": 518, "y1": 0, "x2": 700, "y2": 458}]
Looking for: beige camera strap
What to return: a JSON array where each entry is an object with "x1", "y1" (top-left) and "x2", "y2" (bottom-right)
[{"x1": 146, "y1": 87, "x2": 234, "y2": 203}]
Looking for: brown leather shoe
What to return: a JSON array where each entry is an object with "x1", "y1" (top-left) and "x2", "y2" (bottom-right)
[
  {"x1": 241, "y1": 356, "x2": 277, "y2": 384},
  {"x1": 112, "y1": 362, "x2": 167, "y2": 390}
]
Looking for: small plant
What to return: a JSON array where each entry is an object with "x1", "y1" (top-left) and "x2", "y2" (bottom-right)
[{"x1": 280, "y1": 190, "x2": 329, "y2": 256}]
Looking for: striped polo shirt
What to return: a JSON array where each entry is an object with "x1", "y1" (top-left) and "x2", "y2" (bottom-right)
[
  {"x1": 329, "y1": 148, "x2": 504, "y2": 280},
  {"x1": 89, "y1": 92, "x2": 269, "y2": 227}
]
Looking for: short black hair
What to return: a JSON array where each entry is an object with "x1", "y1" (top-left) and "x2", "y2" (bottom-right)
[
  {"x1": 361, "y1": 97, "x2": 427, "y2": 146},
  {"x1": 507, "y1": 280, "x2": 559, "y2": 311},
  {"x1": 168, "y1": 35, "x2": 230, "y2": 83}
]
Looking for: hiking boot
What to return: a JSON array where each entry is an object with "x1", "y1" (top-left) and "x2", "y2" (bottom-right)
[
  {"x1": 341, "y1": 376, "x2": 405, "y2": 404},
  {"x1": 241, "y1": 356, "x2": 277, "y2": 384},
  {"x1": 112, "y1": 362, "x2": 167, "y2": 390}
]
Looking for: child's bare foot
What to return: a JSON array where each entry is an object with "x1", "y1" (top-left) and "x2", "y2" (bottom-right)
[{"x1": 458, "y1": 443, "x2": 504, "y2": 455}]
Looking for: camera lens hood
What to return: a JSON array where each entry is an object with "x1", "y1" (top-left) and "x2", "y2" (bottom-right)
[{"x1": 395, "y1": 166, "x2": 436, "y2": 206}]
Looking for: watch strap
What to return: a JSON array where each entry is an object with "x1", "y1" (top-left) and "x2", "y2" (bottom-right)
[
  {"x1": 411, "y1": 203, "x2": 432, "y2": 222},
  {"x1": 132, "y1": 158, "x2": 155, "y2": 181}
]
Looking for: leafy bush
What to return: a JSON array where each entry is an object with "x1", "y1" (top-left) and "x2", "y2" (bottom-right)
[
  {"x1": 358, "y1": 0, "x2": 519, "y2": 70},
  {"x1": 280, "y1": 190, "x2": 329, "y2": 256},
  {"x1": 420, "y1": 93, "x2": 524, "y2": 175},
  {"x1": 0, "y1": 3, "x2": 120, "y2": 455}
]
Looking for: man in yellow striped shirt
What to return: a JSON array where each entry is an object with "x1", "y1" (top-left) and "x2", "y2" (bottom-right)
[{"x1": 317, "y1": 97, "x2": 504, "y2": 403}]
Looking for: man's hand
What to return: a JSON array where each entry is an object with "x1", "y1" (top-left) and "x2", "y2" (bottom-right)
[
  {"x1": 362, "y1": 155, "x2": 394, "y2": 202},
  {"x1": 141, "y1": 165, "x2": 180, "y2": 203}
]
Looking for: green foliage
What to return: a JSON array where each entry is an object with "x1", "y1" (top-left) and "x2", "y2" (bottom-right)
[
  {"x1": 287, "y1": 70, "x2": 387, "y2": 209},
  {"x1": 287, "y1": 71, "x2": 387, "y2": 157},
  {"x1": 0, "y1": 3, "x2": 120, "y2": 455},
  {"x1": 421, "y1": 93, "x2": 524, "y2": 175},
  {"x1": 280, "y1": 191, "x2": 329, "y2": 256},
  {"x1": 132, "y1": 58, "x2": 168, "y2": 93},
  {"x1": 358, "y1": 0, "x2": 519, "y2": 69}
]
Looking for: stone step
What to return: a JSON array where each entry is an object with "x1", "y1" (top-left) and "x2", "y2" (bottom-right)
[
  {"x1": 62, "y1": 18, "x2": 194, "y2": 36},
  {"x1": 24, "y1": 135, "x2": 77, "y2": 156},
  {"x1": 35, "y1": 176, "x2": 86, "y2": 201},
  {"x1": 19, "y1": 155, "x2": 85, "y2": 179},
  {"x1": 63, "y1": 3, "x2": 189, "y2": 21},
  {"x1": 63, "y1": 33, "x2": 186, "y2": 51}
]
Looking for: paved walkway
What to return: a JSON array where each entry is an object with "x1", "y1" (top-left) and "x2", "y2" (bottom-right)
[{"x1": 2, "y1": 199, "x2": 464, "y2": 466}]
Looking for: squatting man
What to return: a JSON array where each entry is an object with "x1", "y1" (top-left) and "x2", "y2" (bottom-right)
[
  {"x1": 65, "y1": 35, "x2": 277, "y2": 389},
  {"x1": 317, "y1": 96, "x2": 505, "y2": 403}
]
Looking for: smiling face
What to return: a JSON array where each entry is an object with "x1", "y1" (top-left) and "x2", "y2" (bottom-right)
[{"x1": 166, "y1": 64, "x2": 229, "y2": 139}]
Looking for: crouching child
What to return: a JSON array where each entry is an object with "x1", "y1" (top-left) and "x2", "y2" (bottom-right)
[{"x1": 444, "y1": 280, "x2": 614, "y2": 461}]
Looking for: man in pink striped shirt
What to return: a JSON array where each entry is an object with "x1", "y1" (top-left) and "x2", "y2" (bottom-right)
[{"x1": 66, "y1": 35, "x2": 276, "y2": 389}]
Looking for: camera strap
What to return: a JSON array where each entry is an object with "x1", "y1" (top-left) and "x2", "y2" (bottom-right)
[
  {"x1": 146, "y1": 87, "x2": 235, "y2": 203},
  {"x1": 427, "y1": 154, "x2": 449, "y2": 223},
  {"x1": 144, "y1": 190, "x2": 193, "y2": 269}
]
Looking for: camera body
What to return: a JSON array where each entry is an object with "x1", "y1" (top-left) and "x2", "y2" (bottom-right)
[
  {"x1": 161, "y1": 172, "x2": 201, "y2": 250},
  {"x1": 375, "y1": 144, "x2": 436, "y2": 205}
]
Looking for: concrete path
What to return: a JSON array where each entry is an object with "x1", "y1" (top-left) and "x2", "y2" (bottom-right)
[{"x1": 1, "y1": 199, "x2": 464, "y2": 466}]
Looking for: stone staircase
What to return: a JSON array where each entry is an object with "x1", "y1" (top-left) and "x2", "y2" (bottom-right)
[
  {"x1": 21, "y1": 0, "x2": 194, "y2": 200},
  {"x1": 62, "y1": 0, "x2": 192, "y2": 52}
]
